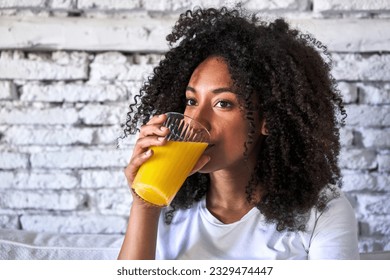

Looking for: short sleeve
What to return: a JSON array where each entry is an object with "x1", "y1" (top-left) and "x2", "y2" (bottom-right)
[{"x1": 308, "y1": 192, "x2": 360, "y2": 260}]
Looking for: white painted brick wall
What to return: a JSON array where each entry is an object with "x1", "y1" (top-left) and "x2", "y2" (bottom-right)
[
  {"x1": 0, "y1": 0, "x2": 46, "y2": 8},
  {"x1": 80, "y1": 169, "x2": 128, "y2": 188},
  {"x1": 359, "y1": 83, "x2": 390, "y2": 104},
  {"x1": 0, "y1": 81, "x2": 16, "y2": 99},
  {"x1": 0, "y1": 190, "x2": 86, "y2": 210},
  {"x1": 20, "y1": 214, "x2": 127, "y2": 234},
  {"x1": 21, "y1": 83, "x2": 129, "y2": 103},
  {"x1": 1, "y1": 107, "x2": 79, "y2": 125},
  {"x1": 0, "y1": 0, "x2": 389, "y2": 253},
  {"x1": 332, "y1": 54, "x2": 390, "y2": 81},
  {"x1": 378, "y1": 154, "x2": 390, "y2": 172},
  {"x1": 30, "y1": 148, "x2": 130, "y2": 169},
  {"x1": 345, "y1": 105, "x2": 390, "y2": 127},
  {"x1": 313, "y1": 0, "x2": 390, "y2": 12},
  {"x1": 4, "y1": 126, "x2": 94, "y2": 145},
  {"x1": 0, "y1": 51, "x2": 88, "y2": 80},
  {"x1": 0, "y1": 152, "x2": 29, "y2": 169},
  {"x1": 339, "y1": 148, "x2": 377, "y2": 170},
  {"x1": 0, "y1": 171, "x2": 78, "y2": 189}
]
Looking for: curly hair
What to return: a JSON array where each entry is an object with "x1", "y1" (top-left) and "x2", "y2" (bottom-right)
[{"x1": 123, "y1": 7, "x2": 346, "y2": 231}]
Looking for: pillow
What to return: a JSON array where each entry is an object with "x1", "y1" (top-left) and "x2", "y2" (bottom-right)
[{"x1": 0, "y1": 229, "x2": 123, "y2": 260}]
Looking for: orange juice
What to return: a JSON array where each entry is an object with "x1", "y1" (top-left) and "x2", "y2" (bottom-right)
[{"x1": 132, "y1": 141, "x2": 208, "y2": 206}]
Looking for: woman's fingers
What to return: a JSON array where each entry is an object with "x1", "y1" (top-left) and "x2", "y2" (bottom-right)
[
  {"x1": 125, "y1": 114, "x2": 169, "y2": 186},
  {"x1": 132, "y1": 114, "x2": 169, "y2": 154},
  {"x1": 139, "y1": 114, "x2": 168, "y2": 137},
  {"x1": 125, "y1": 149, "x2": 153, "y2": 184}
]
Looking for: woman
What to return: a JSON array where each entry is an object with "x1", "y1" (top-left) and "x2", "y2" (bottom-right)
[{"x1": 118, "y1": 7, "x2": 359, "y2": 260}]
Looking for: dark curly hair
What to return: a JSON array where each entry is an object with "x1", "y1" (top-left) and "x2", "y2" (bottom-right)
[{"x1": 123, "y1": 7, "x2": 346, "y2": 231}]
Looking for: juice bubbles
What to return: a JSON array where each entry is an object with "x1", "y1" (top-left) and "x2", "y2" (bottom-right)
[{"x1": 132, "y1": 140, "x2": 208, "y2": 206}]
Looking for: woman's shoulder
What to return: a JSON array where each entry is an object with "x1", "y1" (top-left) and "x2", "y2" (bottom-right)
[
  {"x1": 318, "y1": 185, "x2": 355, "y2": 219},
  {"x1": 304, "y1": 185, "x2": 360, "y2": 259},
  {"x1": 304, "y1": 185, "x2": 358, "y2": 236}
]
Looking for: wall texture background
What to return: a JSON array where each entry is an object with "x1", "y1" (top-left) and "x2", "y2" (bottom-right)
[{"x1": 0, "y1": 0, "x2": 389, "y2": 253}]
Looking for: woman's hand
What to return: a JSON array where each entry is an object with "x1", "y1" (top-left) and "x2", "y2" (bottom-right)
[{"x1": 124, "y1": 114, "x2": 169, "y2": 187}]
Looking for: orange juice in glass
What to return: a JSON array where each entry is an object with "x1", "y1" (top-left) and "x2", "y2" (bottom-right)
[{"x1": 132, "y1": 112, "x2": 210, "y2": 206}]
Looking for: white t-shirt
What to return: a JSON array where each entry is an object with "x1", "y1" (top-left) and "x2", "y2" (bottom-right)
[{"x1": 155, "y1": 189, "x2": 359, "y2": 260}]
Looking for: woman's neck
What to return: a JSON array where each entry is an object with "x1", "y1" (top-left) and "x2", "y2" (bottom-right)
[{"x1": 206, "y1": 167, "x2": 260, "y2": 224}]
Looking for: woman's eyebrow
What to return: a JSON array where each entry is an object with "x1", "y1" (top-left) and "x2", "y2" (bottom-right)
[
  {"x1": 212, "y1": 87, "x2": 235, "y2": 94},
  {"x1": 186, "y1": 86, "x2": 235, "y2": 94}
]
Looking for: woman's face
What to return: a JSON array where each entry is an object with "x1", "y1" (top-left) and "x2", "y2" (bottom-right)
[{"x1": 184, "y1": 56, "x2": 263, "y2": 174}]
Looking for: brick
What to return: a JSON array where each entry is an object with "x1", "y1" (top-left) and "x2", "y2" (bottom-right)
[
  {"x1": 0, "y1": 171, "x2": 78, "y2": 189},
  {"x1": 20, "y1": 214, "x2": 127, "y2": 234},
  {"x1": 342, "y1": 172, "x2": 390, "y2": 192},
  {"x1": 344, "y1": 105, "x2": 390, "y2": 127},
  {"x1": 362, "y1": 216, "x2": 390, "y2": 236},
  {"x1": 358, "y1": 236, "x2": 390, "y2": 253},
  {"x1": 132, "y1": 54, "x2": 163, "y2": 65},
  {"x1": 79, "y1": 104, "x2": 127, "y2": 125},
  {"x1": 51, "y1": 0, "x2": 75, "y2": 9},
  {"x1": 357, "y1": 194, "x2": 390, "y2": 216},
  {"x1": 91, "y1": 189, "x2": 132, "y2": 215},
  {"x1": 377, "y1": 175, "x2": 390, "y2": 191},
  {"x1": 240, "y1": 0, "x2": 310, "y2": 11},
  {"x1": 142, "y1": 0, "x2": 198, "y2": 11},
  {"x1": 0, "y1": 51, "x2": 24, "y2": 60},
  {"x1": 0, "y1": 52, "x2": 88, "y2": 80},
  {"x1": 2, "y1": 17, "x2": 389, "y2": 53},
  {"x1": 0, "y1": 0, "x2": 45, "y2": 8},
  {"x1": 359, "y1": 128, "x2": 390, "y2": 148},
  {"x1": 4, "y1": 126, "x2": 93, "y2": 145},
  {"x1": 80, "y1": 169, "x2": 127, "y2": 188},
  {"x1": 341, "y1": 172, "x2": 376, "y2": 192},
  {"x1": 0, "y1": 17, "x2": 171, "y2": 52},
  {"x1": 339, "y1": 127, "x2": 354, "y2": 146},
  {"x1": 313, "y1": 0, "x2": 390, "y2": 12},
  {"x1": 124, "y1": 81, "x2": 143, "y2": 97},
  {"x1": 0, "y1": 152, "x2": 29, "y2": 169},
  {"x1": 0, "y1": 81, "x2": 17, "y2": 100},
  {"x1": 30, "y1": 148, "x2": 131, "y2": 169},
  {"x1": 377, "y1": 154, "x2": 390, "y2": 172},
  {"x1": 0, "y1": 190, "x2": 86, "y2": 210},
  {"x1": 116, "y1": 134, "x2": 137, "y2": 150},
  {"x1": 90, "y1": 62, "x2": 154, "y2": 82},
  {"x1": 21, "y1": 83, "x2": 128, "y2": 102},
  {"x1": 359, "y1": 83, "x2": 390, "y2": 105},
  {"x1": 0, "y1": 172, "x2": 14, "y2": 188},
  {"x1": 0, "y1": 107, "x2": 78, "y2": 124},
  {"x1": 297, "y1": 19, "x2": 390, "y2": 52},
  {"x1": 142, "y1": 0, "x2": 311, "y2": 12},
  {"x1": 78, "y1": 0, "x2": 140, "y2": 10},
  {"x1": 0, "y1": 215, "x2": 19, "y2": 229},
  {"x1": 339, "y1": 148, "x2": 377, "y2": 170},
  {"x1": 332, "y1": 54, "x2": 390, "y2": 81},
  {"x1": 337, "y1": 82, "x2": 358, "y2": 104},
  {"x1": 94, "y1": 125, "x2": 129, "y2": 145}
]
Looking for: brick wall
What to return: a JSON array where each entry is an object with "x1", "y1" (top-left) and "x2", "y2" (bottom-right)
[{"x1": 0, "y1": 0, "x2": 389, "y2": 253}]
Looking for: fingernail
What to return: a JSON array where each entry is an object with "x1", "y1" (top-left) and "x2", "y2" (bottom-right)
[
  {"x1": 158, "y1": 137, "x2": 166, "y2": 142},
  {"x1": 144, "y1": 149, "x2": 152, "y2": 157},
  {"x1": 160, "y1": 126, "x2": 168, "y2": 131}
]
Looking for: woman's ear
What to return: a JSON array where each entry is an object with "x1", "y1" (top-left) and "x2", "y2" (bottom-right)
[{"x1": 260, "y1": 119, "x2": 269, "y2": 135}]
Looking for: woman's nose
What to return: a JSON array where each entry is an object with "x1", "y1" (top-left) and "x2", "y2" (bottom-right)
[{"x1": 187, "y1": 110, "x2": 212, "y2": 133}]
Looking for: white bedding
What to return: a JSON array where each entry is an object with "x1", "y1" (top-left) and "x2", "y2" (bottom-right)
[
  {"x1": 0, "y1": 229, "x2": 123, "y2": 260},
  {"x1": 1, "y1": 229, "x2": 389, "y2": 260}
]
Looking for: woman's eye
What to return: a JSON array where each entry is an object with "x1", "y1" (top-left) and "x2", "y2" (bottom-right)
[
  {"x1": 186, "y1": 98, "x2": 197, "y2": 106},
  {"x1": 215, "y1": 100, "x2": 232, "y2": 108}
]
